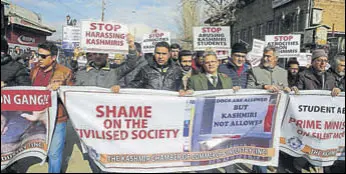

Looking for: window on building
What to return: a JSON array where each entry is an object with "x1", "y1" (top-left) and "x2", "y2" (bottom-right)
[
  {"x1": 267, "y1": 21, "x2": 274, "y2": 35},
  {"x1": 248, "y1": 27, "x2": 253, "y2": 42},
  {"x1": 241, "y1": 29, "x2": 248, "y2": 43}
]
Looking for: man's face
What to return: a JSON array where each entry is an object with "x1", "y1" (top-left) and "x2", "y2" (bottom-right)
[
  {"x1": 171, "y1": 49, "x2": 179, "y2": 60},
  {"x1": 154, "y1": 47, "x2": 170, "y2": 65},
  {"x1": 15, "y1": 47, "x2": 20, "y2": 52},
  {"x1": 336, "y1": 60, "x2": 345, "y2": 76},
  {"x1": 180, "y1": 56, "x2": 192, "y2": 71},
  {"x1": 87, "y1": 53, "x2": 108, "y2": 67},
  {"x1": 263, "y1": 50, "x2": 277, "y2": 68},
  {"x1": 203, "y1": 55, "x2": 219, "y2": 74},
  {"x1": 196, "y1": 56, "x2": 204, "y2": 66},
  {"x1": 231, "y1": 52, "x2": 246, "y2": 67},
  {"x1": 289, "y1": 64, "x2": 299, "y2": 76},
  {"x1": 66, "y1": 16, "x2": 70, "y2": 21},
  {"x1": 38, "y1": 48, "x2": 55, "y2": 68},
  {"x1": 312, "y1": 56, "x2": 328, "y2": 72}
]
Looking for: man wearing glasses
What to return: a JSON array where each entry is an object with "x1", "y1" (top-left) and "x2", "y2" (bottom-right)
[
  {"x1": 30, "y1": 41, "x2": 74, "y2": 173},
  {"x1": 293, "y1": 49, "x2": 341, "y2": 97},
  {"x1": 219, "y1": 43, "x2": 251, "y2": 89}
]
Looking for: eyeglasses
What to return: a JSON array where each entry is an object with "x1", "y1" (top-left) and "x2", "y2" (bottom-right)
[
  {"x1": 315, "y1": 59, "x2": 329, "y2": 63},
  {"x1": 38, "y1": 54, "x2": 51, "y2": 59}
]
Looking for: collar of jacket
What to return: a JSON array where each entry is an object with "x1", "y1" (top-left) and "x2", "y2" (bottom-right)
[
  {"x1": 1, "y1": 54, "x2": 12, "y2": 65},
  {"x1": 86, "y1": 61, "x2": 110, "y2": 72},
  {"x1": 42, "y1": 62, "x2": 57, "y2": 73},
  {"x1": 227, "y1": 61, "x2": 249, "y2": 71}
]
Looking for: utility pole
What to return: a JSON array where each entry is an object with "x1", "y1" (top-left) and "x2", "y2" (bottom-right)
[{"x1": 101, "y1": 0, "x2": 105, "y2": 21}]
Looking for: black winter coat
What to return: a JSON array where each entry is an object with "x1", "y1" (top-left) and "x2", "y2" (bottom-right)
[{"x1": 1, "y1": 54, "x2": 31, "y2": 86}]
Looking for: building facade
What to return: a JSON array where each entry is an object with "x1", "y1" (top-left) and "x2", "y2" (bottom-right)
[
  {"x1": 2, "y1": 2, "x2": 55, "y2": 54},
  {"x1": 206, "y1": 0, "x2": 345, "y2": 55}
]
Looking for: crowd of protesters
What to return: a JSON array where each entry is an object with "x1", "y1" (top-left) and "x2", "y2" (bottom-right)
[{"x1": 1, "y1": 33, "x2": 345, "y2": 173}]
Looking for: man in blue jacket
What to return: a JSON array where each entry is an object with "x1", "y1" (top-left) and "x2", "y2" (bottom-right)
[{"x1": 219, "y1": 43, "x2": 251, "y2": 89}]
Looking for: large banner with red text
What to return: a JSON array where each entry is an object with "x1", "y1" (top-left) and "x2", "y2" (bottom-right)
[
  {"x1": 1, "y1": 87, "x2": 57, "y2": 170},
  {"x1": 280, "y1": 91, "x2": 345, "y2": 166},
  {"x1": 60, "y1": 87, "x2": 286, "y2": 173}
]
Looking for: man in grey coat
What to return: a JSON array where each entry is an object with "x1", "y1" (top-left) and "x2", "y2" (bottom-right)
[
  {"x1": 74, "y1": 34, "x2": 138, "y2": 91},
  {"x1": 247, "y1": 46, "x2": 291, "y2": 93}
]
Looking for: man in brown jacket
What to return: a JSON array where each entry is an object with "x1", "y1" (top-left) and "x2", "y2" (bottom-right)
[{"x1": 30, "y1": 41, "x2": 73, "y2": 173}]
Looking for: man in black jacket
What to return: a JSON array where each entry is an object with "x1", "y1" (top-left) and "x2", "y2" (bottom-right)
[
  {"x1": 1, "y1": 36, "x2": 31, "y2": 88},
  {"x1": 129, "y1": 42, "x2": 182, "y2": 91}
]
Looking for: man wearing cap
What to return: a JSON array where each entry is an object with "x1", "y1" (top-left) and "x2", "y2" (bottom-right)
[
  {"x1": 219, "y1": 43, "x2": 251, "y2": 89},
  {"x1": 294, "y1": 49, "x2": 341, "y2": 96}
]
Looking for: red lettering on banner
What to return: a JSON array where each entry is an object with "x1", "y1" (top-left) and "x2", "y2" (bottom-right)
[
  {"x1": 95, "y1": 105, "x2": 152, "y2": 118},
  {"x1": 131, "y1": 129, "x2": 179, "y2": 140},
  {"x1": 202, "y1": 27, "x2": 222, "y2": 33},
  {"x1": 288, "y1": 117, "x2": 322, "y2": 129},
  {"x1": 274, "y1": 35, "x2": 294, "y2": 42},
  {"x1": 89, "y1": 23, "x2": 122, "y2": 31},
  {"x1": 1, "y1": 90, "x2": 51, "y2": 111}
]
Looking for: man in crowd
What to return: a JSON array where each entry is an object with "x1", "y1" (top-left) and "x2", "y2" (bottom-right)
[
  {"x1": 30, "y1": 41, "x2": 74, "y2": 173},
  {"x1": 294, "y1": 49, "x2": 341, "y2": 96},
  {"x1": 74, "y1": 34, "x2": 138, "y2": 89},
  {"x1": 287, "y1": 59, "x2": 300, "y2": 87},
  {"x1": 184, "y1": 50, "x2": 234, "y2": 92},
  {"x1": 119, "y1": 42, "x2": 148, "y2": 88},
  {"x1": 170, "y1": 43, "x2": 181, "y2": 65},
  {"x1": 11, "y1": 46, "x2": 25, "y2": 64},
  {"x1": 179, "y1": 50, "x2": 197, "y2": 90},
  {"x1": 194, "y1": 51, "x2": 205, "y2": 72},
  {"x1": 248, "y1": 46, "x2": 291, "y2": 93},
  {"x1": 329, "y1": 54, "x2": 345, "y2": 92},
  {"x1": 74, "y1": 34, "x2": 138, "y2": 173},
  {"x1": 248, "y1": 46, "x2": 291, "y2": 173},
  {"x1": 219, "y1": 43, "x2": 251, "y2": 89},
  {"x1": 66, "y1": 15, "x2": 73, "y2": 26},
  {"x1": 1, "y1": 37, "x2": 31, "y2": 88},
  {"x1": 129, "y1": 42, "x2": 182, "y2": 91}
]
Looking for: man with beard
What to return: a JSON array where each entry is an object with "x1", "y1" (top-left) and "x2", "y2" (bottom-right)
[
  {"x1": 287, "y1": 60, "x2": 300, "y2": 87},
  {"x1": 294, "y1": 49, "x2": 341, "y2": 96},
  {"x1": 170, "y1": 43, "x2": 181, "y2": 65},
  {"x1": 179, "y1": 50, "x2": 197, "y2": 90},
  {"x1": 329, "y1": 54, "x2": 345, "y2": 92},
  {"x1": 248, "y1": 46, "x2": 291, "y2": 93}
]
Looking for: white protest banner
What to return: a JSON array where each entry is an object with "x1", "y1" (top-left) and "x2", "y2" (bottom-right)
[
  {"x1": 60, "y1": 87, "x2": 286, "y2": 172},
  {"x1": 265, "y1": 35, "x2": 301, "y2": 58},
  {"x1": 142, "y1": 30, "x2": 171, "y2": 53},
  {"x1": 215, "y1": 49, "x2": 230, "y2": 60},
  {"x1": 252, "y1": 39, "x2": 266, "y2": 56},
  {"x1": 1, "y1": 87, "x2": 57, "y2": 170},
  {"x1": 62, "y1": 26, "x2": 81, "y2": 50},
  {"x1": 280, "y1": 91, "x2": 345, "y2": 166},
  {"x1": 194, "y1": 26, "x2": 231, "y2": 51},
  {"x1": 80, "y1": 21, "x2": 129, "y2": 54},
  {"x1": 297, "y1": 53, "x2": 312, "y2": 67}
]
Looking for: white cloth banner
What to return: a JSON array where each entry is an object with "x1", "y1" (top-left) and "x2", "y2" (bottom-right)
[
  {"x1": 60, "y1": 87, "x2": 286, "y2": 173},
  {"x1": 1, "y1": 87, "x2": 57, "y2": 170},
  {"x1": 280, "y1": 91, "x2": 345, "y2": 166}
]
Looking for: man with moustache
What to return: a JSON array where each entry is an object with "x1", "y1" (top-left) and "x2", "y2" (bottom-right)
[
  {"x1": 179, "y1": 50, "x2": 198, "y2": 90},
  {"x1": 328, "y1": 54, "x2": 345, "y2": 92},
  {"x1": 287, "y1": 59, "x2": 300, "y2": 87},
  {"x1": 248, "y1": 46, "x2": 291, "y2": 93},
  {"x1": 219, "y1": 43, "x2": 251, "y2": 89},
  {"x1": 293, "y1": 49, "x2": 341, "y2": 96}
]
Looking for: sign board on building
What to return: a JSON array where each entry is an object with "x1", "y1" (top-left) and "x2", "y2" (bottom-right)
[
  {"x1": 62, "y1": 26, "x2": 81, "y2": 50},
  {"x1": 80, "y1": 20, "x2": 129, "y2": 54},
  {"x1": 193, "y1": 26, "x2": 231, "y2": 51},
  {"x1": 265, "y1": 35, "x2": 301, "y2": 58},
  {"x1": 272, "y1": 0, "x2": 293, "y2": 8},
  {"x1": 142, "y1": 30, "x2": 171, "y2": 54},
  {"x1": 312, "y1": 8, "x2": 323, "y2": 25},
  {"x1": 316, "y1": 27, "x2": 328, "y2": 45}
]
